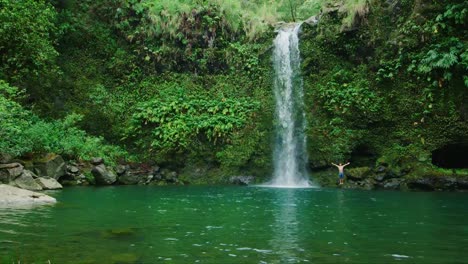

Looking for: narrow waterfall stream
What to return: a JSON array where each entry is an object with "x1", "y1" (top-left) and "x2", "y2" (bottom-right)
[{"x1": 270, "y1": 23, "x2": 310, "y2": 188}]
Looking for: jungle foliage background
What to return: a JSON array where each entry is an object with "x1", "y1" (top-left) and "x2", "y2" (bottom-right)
[{"x1": 1, "y1": 0, "x2": 466, "y2": 182}]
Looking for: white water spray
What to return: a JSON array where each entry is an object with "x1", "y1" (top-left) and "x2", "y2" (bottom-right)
[{"x1": 269, "y1": 23, "x2": 310, "y2": 188}]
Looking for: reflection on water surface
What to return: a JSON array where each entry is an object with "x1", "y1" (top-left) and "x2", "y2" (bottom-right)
[{"x1": 1, "y1": 186, "x2": 467, "y2": 263}]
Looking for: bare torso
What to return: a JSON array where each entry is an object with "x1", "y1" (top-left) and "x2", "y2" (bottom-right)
[
  {"x1": 336, "y1": 165, "x2": 345, "y2": 173},
  {"x1": 332, "y1": 163, "x2": 349, "y2": 173}
]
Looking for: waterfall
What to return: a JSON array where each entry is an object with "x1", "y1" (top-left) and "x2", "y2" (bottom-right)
[{"x1": 270, "y1": 23, "x2": 310, "y2": 188}]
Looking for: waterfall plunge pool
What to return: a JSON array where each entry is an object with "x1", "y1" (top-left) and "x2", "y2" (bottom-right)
[{"x1": 1, "y1": 186, "x2": 467, "y2": 263}]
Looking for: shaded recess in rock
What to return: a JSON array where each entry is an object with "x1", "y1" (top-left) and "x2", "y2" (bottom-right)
[{"x1": 432, "y1": 143, "x2": 468, "y2": 169}]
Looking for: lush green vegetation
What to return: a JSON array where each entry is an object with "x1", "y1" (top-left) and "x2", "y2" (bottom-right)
[
  {"x1": 0, "y1": 0, "x2": 466, "y2": 183},
  {"x1": 127, "y1": 94, "x2": 260, "y2": 159},
  {"x1": 302, "y1": 0, "x2": 467, "y2": 174},
  {"x1": 0, "y1": 81, "x2": 125, "y2": 161}
]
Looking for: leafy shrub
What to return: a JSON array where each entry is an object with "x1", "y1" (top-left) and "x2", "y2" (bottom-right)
[
  {"x1": 21, "y1": 114, "x2": 126, "y2": 162},
  {"x1": 0, "y1": 80, "x2": 126, "y2": 163},
  {"x1": 315, "y1": 67, "x2": 381, "y2": 119},
  {"x1": 417, "y1": 37, "x2": 467, "y2": 87},
  {"x1": 123, "y1": 0, "x2": 280, "y2": 41},
  {"x1": 127, "y1": 94, "x2": 260, "y2": 157},
  {"x1": 0, "y1": 0, "x2": 59, "y2": 82},
  {"x1": 0, "y1": 81, "x2": 31, "y2": 155},
  {"x1": 378, "y1": 143, "x2": 427, "y2": 167}
]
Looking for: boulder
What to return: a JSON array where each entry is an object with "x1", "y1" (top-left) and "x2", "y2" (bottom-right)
[
  {"x1": 118, "y1": 171, "x2": 141, "y2": 185},
  {"x1": 346, "y1": 167, "x2": 371, "y2": 180},
  {"x1": 91, "y1": 164, "x2": 116, "y2": 185},
  {"x1": 152, "y1": 165, "x2": 160, "y2": 174},
  {"x1": 0, "y1": 153, "x2": 13, "y2": 164},
  {"x1": 13, "y1": 170, "x2": 43, "y2": 191},
  {"x1": 0, "y1": 184, "x2": 56, "y2": 206},
  {"x1": 64, "y1": 164, "x2": 87, "y2": 184},
  {"x1": 33, "y1": 155, "x2": 66, "y2": 180},
  {"x1": 437, "y1": 177, "x2": 458, "y2": 190},
  {"x1": 304, "y1": 15, "x2": 319, "y2": 26},
  {"x1": 229, "y1": 176, "x2": 255, "y2": 186},
  {"x1": 406, "y1": 177, "x2": 468, "y2": 191},
  {"x1": 407, "y1": 178, "x2": 435, "y2": 191},
  {"x1": 383, "y1": 178, "x2": 403, "y2": 190},
  {"x1": 153, "y1": 173, "x2": 163, "y2": 181},
  {"x1": 60, "y1": 173, "x2": 89, "y2": 186},
  {"x1": 63, "y1": 164, "x2": 81, "y2": 180},
  {"x1": 115, "y1": 165, "x2": 128, "y2": 176},
  {"x1": 67, "y1": 165, "x2": 80, "y2": 174},
  {"x1": 166, "y1": 171, "x2": 178, "y2": 183},
  {"x1": 374, "y1": 174, "x2": 387, "y2": 182},
  {"x1": 160, "y1": 169, "x2": 170, "y2": 178},
  {"x1": 456, "y1": 178, "x2": 468, "y2": 190},
  {"x1": 360, "y1": 178, "x2": 376, "y2": 190},
  {"x1": 110, "y1": 253, "x2": 139, "y2": 264},
  {"x1": 35, "y1": 177, "x2": 63, "y2": 190},
  {"x1": 375, "y1": 166, "x2": 387, "y2": 173},
  {"x1": 91, "y1": 157, "x2": 104, "y2": 165},
  {"x1": 0, "y1": 163, "x2": 24, "y2": 183},
  {"x1": 346, "y1": 177, "x2": 376, "y2": 190},
  {"x1": 432, "y1": 177, "x2": 467, "y2": 190},
  {"x1": 60, "y1": 180, "x2": 79, "y2": 186},
  {"x1": 145, "y1": 174, "x2": 154, "y2": 184}
]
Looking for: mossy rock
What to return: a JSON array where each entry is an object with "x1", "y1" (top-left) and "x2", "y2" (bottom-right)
[
  {"x1": 111, "y1": 253, "x2": 139, "y2": 264},
  {"x1": 33, "y1": 154, "x2": 66, "y2": 179},
  {"x1": 147, "y1": 181, "x2": 168, "y2": 186},
  {"x1": 60, "y1": 180, "x2": 79, "y2": 186},
  {"x1": 311, "y1": 169, "x2": 337, "y2": 186},
  {"x1": 346, "y1": 167, "x2": 372, "y2": 180},
  {"x1": 34, "y1": 153, "x2": 59, "y2": 163},
  {"x1": 101, "y1": 228, "x2": 138, "y2": 240},
  {"x1": 83, "y1": 171, "x2": 96, "y2": 184}
]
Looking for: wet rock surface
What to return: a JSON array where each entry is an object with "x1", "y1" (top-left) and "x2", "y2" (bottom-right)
[
  {"x1": 13, "y1": 170, "x2": 43, "y2": 191},
  {"x1": 92, "y1": 164, "x2": 117, "y2": 185},
  {"x1": 36, "y1": 177, "x2": 63, "y2": 190},
  {"x1": 33, "y1": 155, "x2": 66, "y2": 180},
  {"x1": 91, "y1": 157, "x2": 104, "y2": 165},
  {"x1": 0, "y1": 184, "x2": 56, "y2": 206},
  {"x1": 316, "y1": 165, "x2": 468, "y2": 191},
  {"x1": 229, "y1": 176, "x2": 255, "y2": 186},
  {"x1": 59, "y1": 163, "x2": 89, "y2": 186},
  {"x1": 0, "y1": 163, "x2": 24, "y2": 183}
]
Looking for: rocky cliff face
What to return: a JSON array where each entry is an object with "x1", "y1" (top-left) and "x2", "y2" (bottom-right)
[{"x1": 299, "y1": 0, "x2": 468, "y2": 188}]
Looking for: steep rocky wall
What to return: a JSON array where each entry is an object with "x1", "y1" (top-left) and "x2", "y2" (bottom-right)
[{"x1": 299, "y1": 0, "x2": 468, "y2": 188}]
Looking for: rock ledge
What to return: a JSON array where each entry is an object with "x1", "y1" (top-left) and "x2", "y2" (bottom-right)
[{"x1": 0, "y1": 184, "x2": 56, "y2": 207}]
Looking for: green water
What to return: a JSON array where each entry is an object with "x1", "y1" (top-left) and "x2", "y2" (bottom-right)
[{"x1": 1, "y1": 186, "x2": 467, "y2": 263}]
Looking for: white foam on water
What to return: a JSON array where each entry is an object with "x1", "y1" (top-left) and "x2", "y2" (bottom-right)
[
  {"x1": 391, "y1": 254, "x2": 410, "y2": 258},
  {"x1": 253, "y1": 248, "x2": 273, "y2": 254},
  {"x1": 236, "y1": 247, "x2": 252, "y2": 251}
]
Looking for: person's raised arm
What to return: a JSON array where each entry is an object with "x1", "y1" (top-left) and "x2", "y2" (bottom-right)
[
  {"x1": 344, "y1": 162, "x2": 350, "y2": 166},
  {"x1": 331, "y1": 163, "x2": 338, "y2": 167}
]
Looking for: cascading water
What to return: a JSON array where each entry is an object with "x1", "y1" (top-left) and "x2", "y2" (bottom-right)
[{"x1": 269, "y1": 23, "x2": 310, "y2": 188}]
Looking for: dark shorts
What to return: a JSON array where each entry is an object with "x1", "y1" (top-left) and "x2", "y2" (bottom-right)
[{"x1": 339, "y1": 172, "x2": 344, "y2": 179}]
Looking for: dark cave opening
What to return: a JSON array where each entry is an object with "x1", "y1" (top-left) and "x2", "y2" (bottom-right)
[
  {"x1": 350, "y1": 144, "x2": 377, "y2": 167},
  {"x1": 432, "y1": 144, "x2": 468, "y2": 169}
]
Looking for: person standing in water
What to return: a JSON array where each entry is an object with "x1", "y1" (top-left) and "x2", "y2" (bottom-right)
[{"x1": 332, "y1": 162, "x2": 350, "y2": 185}]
